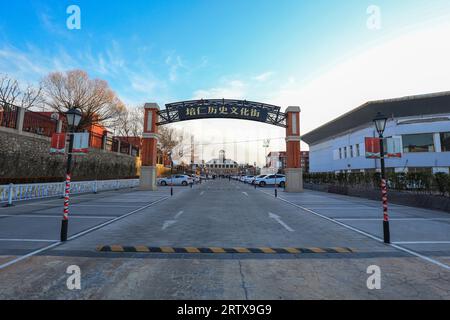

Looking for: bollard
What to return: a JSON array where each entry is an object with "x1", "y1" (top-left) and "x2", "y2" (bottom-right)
[
  {"x1": 93, "y1": 180, "x2": 98, "y2": 194},
  {"x1": 254, "y1": 183, "x2": 257, "y2": 189},
  {"x1": 171, "y1": 187, "x2": 173, "y2": 196},
  {"x1": 4, "y1": 183, "x2": 14, "y2": 207},
  {"x1": 275, "y1": 188, "x2": 278, "y2": 198},
  {"x1": 190, "y1": 182, "x2": 193, "y2": 189}
]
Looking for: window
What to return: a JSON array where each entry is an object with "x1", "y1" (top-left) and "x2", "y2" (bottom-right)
[
  {"x1": 355, "y1": 144, "x2": 360, "y2": 157},
  {"x1": 343, "y1": 147, "x2": 347, "y2": 159},
  {"x1": 402, "y1": 134, "x2": 435, "y2": 153},
  {"x1": 338, "y1": 148, "x2": 342, "y2": 159},
  {"x1": 349, "y1": 145, "x2": 353, "y2": 158},
  {"x1": 441, "y1": 132, "x2": 450, "y2": 152}
]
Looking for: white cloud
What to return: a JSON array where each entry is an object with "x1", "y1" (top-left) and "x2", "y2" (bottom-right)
[
  {"x1": 268, "y1": 19, "x2": 450, "y2": 139},
  {"x1": 193, "y1": 80, "x2": 247, "y2": 100},
  {"x1": 252, "y1": 71, "x2": 274, "y2": 82}
]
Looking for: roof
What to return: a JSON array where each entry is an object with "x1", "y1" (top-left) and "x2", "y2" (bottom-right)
[{"x1": 302, "y1": 91, "x2": 450, "y2": 145}]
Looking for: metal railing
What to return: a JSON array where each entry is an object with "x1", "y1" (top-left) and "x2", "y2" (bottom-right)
[
  {"x1": 22, "y1": 111, "x2": 58, "y2": 137},
  {"x1": 0, "y1": 179, "x2": 139, "y2": 206},
  {"x1": 0, "y1": 102, "x2": 18, "y2": 129}
]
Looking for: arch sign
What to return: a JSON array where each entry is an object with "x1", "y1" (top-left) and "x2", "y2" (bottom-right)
[{"x1": 139, "y1": 100, "x2": 303, "y2": 193}]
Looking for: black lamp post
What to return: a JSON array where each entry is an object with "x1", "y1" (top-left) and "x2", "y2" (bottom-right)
[
  {"x1": 60, "y1": 107, "x2": 82, "y2": 241},
  {"x1": 168, "y1": 151, "x2": 174, "y2": 196},
  {"x1": 373, "y1": 112, "x2": 390, "y2": 244}
]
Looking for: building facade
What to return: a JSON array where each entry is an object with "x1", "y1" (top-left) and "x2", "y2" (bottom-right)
[
  {"x1": 205, "y1": 150, "x2": 239, "y2": 175},
  {"x1": 302, "y1": 92, "x2": 450, "y2": 174},
  {"x1": 264, "y1": 151, "x2": 309, "y2": 174}
]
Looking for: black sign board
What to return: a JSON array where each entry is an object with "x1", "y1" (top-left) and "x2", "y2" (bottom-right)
[{"x1": 178, "y1": 104, "x2": 269, "y2": 122}]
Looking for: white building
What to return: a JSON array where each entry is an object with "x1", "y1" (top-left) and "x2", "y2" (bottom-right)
[
  {"x1": 205, "y1": 150, "x2": 239, "y2": 174},
  {"x1": 302, "y1": 92, "x2": 450, "y2": 174}
]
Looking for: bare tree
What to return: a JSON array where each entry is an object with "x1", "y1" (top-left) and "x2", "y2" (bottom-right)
[
  {"x1": 42, "y1": 70, "x2": 124, "y2": 129},
  {"x1": 0, "y1": 75, "x2": 20, "y2": 106},
  {"x1": 19, "y1": 83, "x2": 44, "y2": 110}
]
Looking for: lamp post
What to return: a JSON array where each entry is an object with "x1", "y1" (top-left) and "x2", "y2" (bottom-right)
[
  {"x1": 168, "y1": 151, "x2": 174, "y2": 196},
  {"x1": 60, "y1": 107, "x2": 82, "y2": 241},
  {"x1": 373, "y1": 112, "x2": 390, "y2": 244}
]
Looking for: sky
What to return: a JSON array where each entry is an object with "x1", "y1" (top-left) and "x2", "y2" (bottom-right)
[{"x1": 1, "y1": 0, "x2": 450, "y2": 165}]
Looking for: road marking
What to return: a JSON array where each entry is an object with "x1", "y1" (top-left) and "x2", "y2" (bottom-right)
[
  {"x1": 242, "y1": 192, "x2": 249, "y2": 196},
  {"x1": 0, "y1": 214, "x2": 117, "y2": 219},
  {"x1": 260, "y1": 190, "x2": 450, "y2": 271},
  {"x1": 97, "y1": 246, "x2": 355, "y2": 254},
  {"x1": 393, "y1": 241, "x2": 450, "y2": 245},
  {"x1": 0, "y1": 196, "x2": 170, "y2": 271},
  {"x1": 0, "y1": 238, "x2": 57, "y2": 242},
  {"x1": 174, "y1": 210, "x2": 184, "y2": 219},
  {"x1": 268, "y1": 212, "x2": 294, "y2": 232},
  {"x1": 335, "y1": 218, "x2": 450, "y2": 221},
  {"x1": 162, "y1": 220, "x2": 177, "y2": 230}
]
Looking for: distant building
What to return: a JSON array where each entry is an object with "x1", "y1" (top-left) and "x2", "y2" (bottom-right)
[
  {"x1": 205, "y1": 150, "x2": 239, "y2": 175},
  {"x1": 264, "y1": 151, "x2": 309, "y2": 174},
  {"x1": 302, "y1": 92, "x2": 450, "y2": 174}
]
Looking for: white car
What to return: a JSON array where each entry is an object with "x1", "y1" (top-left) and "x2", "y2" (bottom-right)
[
  {"x1": 255, "y1": 174, "x2": 286, "y2": 187},
  {"x1": 243, "y1": 176, "x2": 255, "y2": 183},
  {"x1": 250, "y1": 175, "x2": 267, "y2": 184},
  {"x1": 158, "y1": 175, "x2": 193, "y2": 186}
]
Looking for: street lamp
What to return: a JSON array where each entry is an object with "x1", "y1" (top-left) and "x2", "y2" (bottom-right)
[
  {"x1": 373, "y1": 112, "x2": 390, "y2": 244},
  {"x1": 60, "y1": 107, "x2": 82, "y2": 241}
]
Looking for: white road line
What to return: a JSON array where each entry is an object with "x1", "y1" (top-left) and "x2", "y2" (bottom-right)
[
  {"x1": 242, "y1": 192, "x2": 249, "y2": 196},
  {"x1": 0, "y1": 238, "x2": 57, "y2": 242},
  {"x1": 0, "y1": 214, "x2": 117, "y2": 219},
  {"x1": 335, "y1": 218, "x2": 450, "y2": 221},
  {"x1": 200, "y1": 191, "x2": 205, "y2": 196},
  {"x1": 174, "y1": 210, "x2": 184, "y2": 219},
  {"x1": 0, "y1": 196, "x2": 170, "y2": 271},
  {"x1": 162, "y1": 220, "x2": 177, "y2": 230},
  {"x1": 268, "y1": 212, "x2": 294, "y2": 232},
  {"x1": 393, "y1": 241, "x2": 450, "y2": 245},
  {"x1": 260, "y1": 190, "x2": 450, "y2": 271},
  {"x1": 23, "y1": 204, "x2": 142, "y2": 208}
]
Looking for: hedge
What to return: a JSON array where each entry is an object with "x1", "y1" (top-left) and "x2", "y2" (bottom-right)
[{"x1": 303, "y1": 172, "x2": 450, "y2": 197}]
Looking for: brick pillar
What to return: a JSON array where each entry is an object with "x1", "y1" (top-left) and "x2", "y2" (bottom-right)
[
  {"x1": 285, "y1": 106, "x2": 303, "y2": 192},
  {"x1": 139, "y1": 103, "x2": 159, "y2": 190}
]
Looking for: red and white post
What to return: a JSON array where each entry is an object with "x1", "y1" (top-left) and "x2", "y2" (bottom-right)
[
  {"x1": 285, "y1": 106, "x2": 303, "y2": 192},
  {"x1": 140, "y1": 103, "x2": 159, "y2": 190}
]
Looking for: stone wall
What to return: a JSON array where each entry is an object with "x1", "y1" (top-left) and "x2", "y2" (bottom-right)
[{"x1": 0, "y1": 127, "x2": 139, "y2": 182}]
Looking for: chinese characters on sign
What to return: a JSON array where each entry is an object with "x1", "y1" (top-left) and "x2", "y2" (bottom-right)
[
  {"x1": 50, "y1": 133, "x2": 66, "y2": 154},
  {"x1": 178, "y1": 105, "x2": 269, "y2": 122}
]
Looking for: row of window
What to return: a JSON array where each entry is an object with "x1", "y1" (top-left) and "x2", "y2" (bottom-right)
[
  {"x1": 205, "y1": 164, "x2": 238, "y2": 169},
  {"x1": 335, "y1": 132, "x2": 450, "y2": 159},
  {"x1": 337, "y1": 144, "x2": 361, "y2": 160}
]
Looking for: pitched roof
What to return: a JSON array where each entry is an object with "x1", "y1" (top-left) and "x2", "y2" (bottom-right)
[{"x1": 302, "y1": 91, "x2": 450, "y2": 145}]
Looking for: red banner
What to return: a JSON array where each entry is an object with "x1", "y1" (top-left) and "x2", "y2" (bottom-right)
[
  {"x1": 365, "y1": 137, "x2": 381, "y2": 159},
  {"x1": 50, "y1": 133, "x2": 66, "y2": 154}
]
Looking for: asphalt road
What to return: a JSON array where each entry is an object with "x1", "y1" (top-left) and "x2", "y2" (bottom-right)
[{"x1": 0, "y1": 179, "x2": 449, "y2": 299}]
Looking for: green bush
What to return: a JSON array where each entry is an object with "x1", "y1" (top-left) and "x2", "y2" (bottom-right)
[{"x1": 303, "y1": 171, "x2": 449, "y2": 197}]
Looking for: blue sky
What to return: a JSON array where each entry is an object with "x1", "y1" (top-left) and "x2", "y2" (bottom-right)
[{"x1": 1, "y1": 0, "x2": 450, "y2": 163}]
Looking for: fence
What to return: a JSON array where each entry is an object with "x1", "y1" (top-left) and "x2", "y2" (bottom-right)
[
  {"x1": 0, "y1": 102, "x2": 18, "y2": 129},
  {"x1": 303, "y1": 172, "x2": 450, "y2": 197},
  {"x1": 0, "y1": 179, "x2": 140, "y2": 206},
  {"x1": 22, "y1": 111, "x2": 58, "y2": 137}
]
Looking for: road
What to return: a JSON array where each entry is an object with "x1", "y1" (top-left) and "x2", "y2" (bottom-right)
[{"x1": 0, "y1": 179, "x2": 449, "y2": 299}]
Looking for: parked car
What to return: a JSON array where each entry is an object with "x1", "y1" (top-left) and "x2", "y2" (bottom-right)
[
  {"x1": 243, "y1": 175, "x2": 255, "y2": 183},
  {"x1": 255, "y1": 174, "x2": 286, "y2": 187},
  {"x1": 158, "y1": 175, "x2": 193, "y2": 186},
  {"x1": 250, "y1": 175, "x2": 267, "y2": 184}
]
